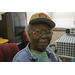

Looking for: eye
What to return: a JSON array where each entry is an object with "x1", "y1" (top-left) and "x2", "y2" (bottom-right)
[
  {"x1": 46, "y1": 31, "x2": 51, "y2": 34},
  {"x1": 46, "y1": 31, "x2": 52, "y2": 35},
  {"x1": 36, "y1": 31, "x2": 40, "y2": 33},
  {"x1": 35, "y1": 30, "x2": 41, "y2": 34}
]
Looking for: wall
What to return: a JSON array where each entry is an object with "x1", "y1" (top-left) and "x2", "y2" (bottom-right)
[
  {"x1": 50, "y1": 12, "x2": 75, "y2": 44},
  {"x1": 51, "y1": 31, "x2": 65, "y2": 44},
  {"x1": 51, "y1": 12, "x2": 75, "y2": 28},
  {"x1": 0, "y1": 12, "x2": 5, "y2": 20},
  {"x1": 0, "y1": 12, "x2": 50, "y2": 23},
  {"x1": 0, "y1": 12, "x2": 65, "y2": 44}
]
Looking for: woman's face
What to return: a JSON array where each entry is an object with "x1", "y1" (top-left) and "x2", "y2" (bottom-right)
[{"x1": 29, "y1": 22, "x2": 52, "y2": 52}]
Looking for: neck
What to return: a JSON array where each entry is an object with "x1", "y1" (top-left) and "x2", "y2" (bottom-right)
[{"x1": 29, "y1": 43, "x2": 46, "y2": 52}]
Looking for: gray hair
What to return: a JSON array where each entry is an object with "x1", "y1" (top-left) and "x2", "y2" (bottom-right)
[{"x1": 25, "y1": 24, "x2": 33, "y2": 41}]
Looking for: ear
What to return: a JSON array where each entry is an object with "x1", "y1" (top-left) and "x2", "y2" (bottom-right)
[
  {"x1": 50, "y1": 31, "x2": 53, "y2": 41},
  {"x1": 52, "y1": 31, "x2": 53, "y2": 35},
  {"x1": 28, "y1": 32, "x2": 31, "y2": 42},
  {"x1": 28, "y1": 32, "x2": 31, "y2": 37}
]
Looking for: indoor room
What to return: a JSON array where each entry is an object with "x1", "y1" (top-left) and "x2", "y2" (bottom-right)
[{"x1": 0, "y1": 12, "x2": 75, "y2": 62}]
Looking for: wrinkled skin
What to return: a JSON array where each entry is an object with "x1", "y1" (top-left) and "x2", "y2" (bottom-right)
[{"x1": 29, "y1": 22, "x2": 52, "y2": 52}]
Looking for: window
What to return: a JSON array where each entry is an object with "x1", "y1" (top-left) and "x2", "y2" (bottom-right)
[{"x1": 51, "y1": 12, "x2": 75, "y2": 28}]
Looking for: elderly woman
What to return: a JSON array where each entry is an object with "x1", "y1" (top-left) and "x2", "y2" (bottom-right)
[{"x1": 12, "y1": 13, "x2": 62, "y2": 62}]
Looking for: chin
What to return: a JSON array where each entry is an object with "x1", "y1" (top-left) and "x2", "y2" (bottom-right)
[
  {"x1": 37, "y1": 47, "x2": 47, "y2": 52},
  {"x1": 37, "y1": 45, "x2": 48, "y2": 52},
  {"x1": 38, "y1": 49, "x2": 46, "y2": 52}
]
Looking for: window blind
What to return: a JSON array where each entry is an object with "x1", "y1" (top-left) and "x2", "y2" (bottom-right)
[{"x1": 51, "y1": 12, "x2": 75, "y2": 28}]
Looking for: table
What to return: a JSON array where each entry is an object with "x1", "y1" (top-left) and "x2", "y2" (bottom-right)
[
  {"x1": 0, "y1": 39, "x2": 9, "y2": 44},
  {"x1": 55, "y1": 33, "x2": 75, "y2": 57}
]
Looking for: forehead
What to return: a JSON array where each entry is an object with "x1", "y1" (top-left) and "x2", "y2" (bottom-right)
[{"x1": 32, "y1": 22, "x2": 51, "y2": 29}]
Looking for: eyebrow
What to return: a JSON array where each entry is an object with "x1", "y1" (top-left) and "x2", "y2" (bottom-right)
[
  {"x1": 36, "y1": 27, "x2": 50, "y2": 29},
  {"x1": 34, "y1": 27, "x2": 51, "y2": 30},
  {"x1": 35, "y1": 26, "x2": 40, "y2": 28}
]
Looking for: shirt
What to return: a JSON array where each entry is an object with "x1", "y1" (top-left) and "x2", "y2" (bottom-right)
[
  {"x1": 71, "y1": 57, "x2": 75, "y2": 62},
  {"x1": 30, "y1": 49, "x2": 50, "y2": 62},
  {"x1": 12, "y1": 43, "x2": 62, "y2": 62}
]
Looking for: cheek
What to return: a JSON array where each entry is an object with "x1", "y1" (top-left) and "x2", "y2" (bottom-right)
[
  {"x1": 49, "y1": 35, "x2": 52, "y2": 42},
  {"x1": 30, "y1": 35, "x2": 38, "y2": 43},
  {"x1": 30, "y1": 35, "x2": 39, "y2": 48}
]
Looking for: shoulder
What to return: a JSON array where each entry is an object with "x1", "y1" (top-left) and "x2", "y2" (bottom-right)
[
  {"x1": 46, "y1": 46, "x2": 62, "y2": 62},
  {"x1": 46, "y1": 46, "x2": 55, "y2": 53},
  {"x1": 12, "y1": 48, "x2": 30, "y2": 62}
]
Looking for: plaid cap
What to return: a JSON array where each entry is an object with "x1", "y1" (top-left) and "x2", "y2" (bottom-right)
[{"x1": 29, "y1": 13, "x2": 55, "y2": 29}]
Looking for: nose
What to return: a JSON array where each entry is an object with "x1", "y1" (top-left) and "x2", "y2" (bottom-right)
[{"x1": 41, "y1": 33, "x2": 47, "y2": 39}]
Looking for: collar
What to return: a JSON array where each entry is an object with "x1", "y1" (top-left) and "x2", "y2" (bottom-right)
[
  {"x1": 25, "y1": 43, "x2": 52, "y2": 60},
  {"x1": 25, "y1": 43, "x2": 38, "y2": 60}
]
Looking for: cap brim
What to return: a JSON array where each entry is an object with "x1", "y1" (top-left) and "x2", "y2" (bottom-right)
[{"x1": 29, "y1": 18, "x2": 55, "y2": 29}]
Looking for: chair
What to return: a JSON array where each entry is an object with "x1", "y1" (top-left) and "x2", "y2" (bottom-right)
[
  {"x1": 49, "y1": 44, "x2": 57, "y2": 53},
  {"x1": 49, "y1": 44, "x2": 72, "y2": 62},
  {"x1": 0, "y1": 43, "x2": 19, "y2": 62},
  {"x1": 23, "y1": 32, "x2": 29, "y2": 46}
]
